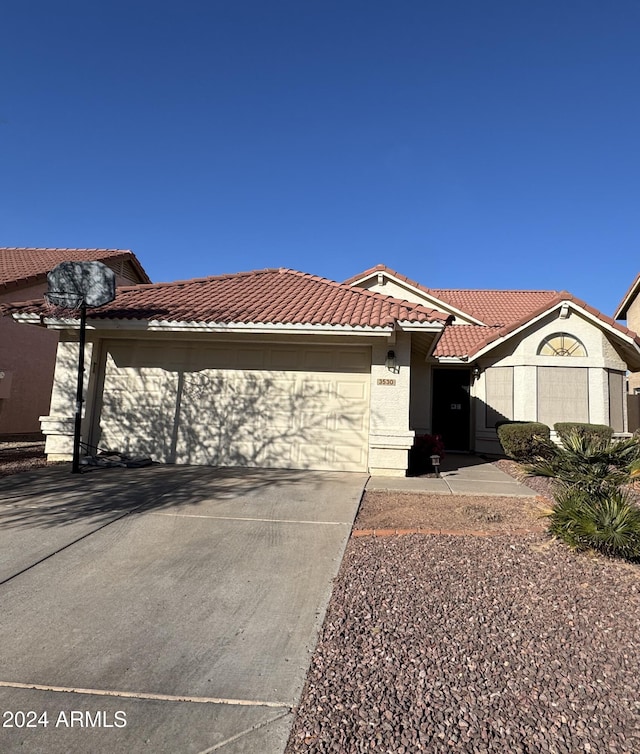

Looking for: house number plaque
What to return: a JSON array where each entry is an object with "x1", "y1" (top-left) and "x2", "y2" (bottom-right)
[{"x1": 377, "y1": 378, "x2": 396, "y2": 386}]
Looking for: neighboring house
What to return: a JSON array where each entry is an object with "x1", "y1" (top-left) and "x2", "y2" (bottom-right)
[
  {"x1": 4, "y1": 264, "x2": 640, "y2": 475},
  {"x1": 0, "y1": 248, "x2": 150, "y2": 439},
  {"x1": 614, "y1": 272, "x2": 640, "y2": 430}
]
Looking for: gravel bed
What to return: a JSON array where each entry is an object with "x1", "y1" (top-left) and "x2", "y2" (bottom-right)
[
  {"x1": 492, "y1": 458, "x2": 555, "y2": 501},
  {"x1": 0, "y1": 441, "x2": 47, "y2": 477},
  {"x1": 286, "y1": 533, "x2": 640, "y2": 754},
  {"x1": 493, "y1": 458, "x2": 640, "y2": 505}
]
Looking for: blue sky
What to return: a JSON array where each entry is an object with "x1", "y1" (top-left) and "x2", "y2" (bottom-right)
[{"x1": 2, "y1": 1, "x2": 639, "y2": 317}]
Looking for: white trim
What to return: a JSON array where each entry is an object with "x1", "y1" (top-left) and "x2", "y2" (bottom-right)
[
  {"x1": 434, "y1": 356, "x2": 469, "y2": 364},
  {"x1": 614, "y1": 278, "x2": 639, "y2": 321},
  {"x1": 395, "y1": 319, "x2": 445, "y2": 333},
  {"x1": 472, "y1": 300, "x2": 640, "y2": 361},
  {"x1": 12, "y1": 313, "x2": 442, "y2": 337},
  {"x1": 12, "y1": 313, "x2": 42, "y2": 325},
  {"x1": 350, "y1": 270, "x2": 486, "y2": 326}
]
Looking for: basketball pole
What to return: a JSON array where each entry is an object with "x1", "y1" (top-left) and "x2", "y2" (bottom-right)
[{"x1": 71, "y1": 302, "x2": 87, "y2": 474}]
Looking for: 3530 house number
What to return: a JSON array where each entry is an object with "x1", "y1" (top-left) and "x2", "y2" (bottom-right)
[{"x1": 377, "y1": 378, "x2": 396, "y2": 386}]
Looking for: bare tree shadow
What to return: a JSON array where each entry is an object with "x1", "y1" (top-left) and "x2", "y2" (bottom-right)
[
  {"x1": 0, "y1": 464, "x2": 351, "y2": 529},
  {"x1": 2, "y1": 349, "x2": 369, "y2": 529},
  {"x1": 95, "y1": 354, "x2": 368, "y2": 471}
]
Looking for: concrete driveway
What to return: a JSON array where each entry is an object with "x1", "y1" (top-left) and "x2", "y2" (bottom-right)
[{"x1": 0, "y1": 465, "x2": 366, "y2": 753}]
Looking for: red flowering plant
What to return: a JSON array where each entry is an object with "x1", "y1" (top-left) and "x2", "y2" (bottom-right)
[{"x1": 408, "y1": 434, "x2": 446, "y2": 476}]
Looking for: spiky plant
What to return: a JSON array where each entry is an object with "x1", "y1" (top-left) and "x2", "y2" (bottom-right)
[
  {"x1": 525, "y1": 430, "x2": 640, "y2": 560},
  {"x1": 547, "y1": 487, "x2": 640, "y2": 560},
  {"x1": 525, "y1": 431, "x2": 640, "y2": 495}
]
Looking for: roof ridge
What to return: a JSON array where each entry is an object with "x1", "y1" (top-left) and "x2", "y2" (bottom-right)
[
  {"x1": 116, "y1": 267, "x2": 449, "y2": 319},
  {"x1": 428, "y1": 288, "x2": 560, "y2": 294},
  {"x1": 117, "y1": 267, "x2": 284, "y2": 291},
  {"x1": 0, "y1": 247, "x2": 132, "y2": 253}
]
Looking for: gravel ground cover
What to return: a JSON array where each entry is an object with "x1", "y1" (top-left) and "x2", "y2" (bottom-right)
[
  {"x1": 0, "y1": 441, "x2": 47, "y2": 477},
  {"x1": 286, "y1": 533, "x2": 640, "y2": 754}
]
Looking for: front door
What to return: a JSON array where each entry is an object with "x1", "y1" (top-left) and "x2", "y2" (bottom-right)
[{"x1": 432, "y1": 369, "x2": 471, "y2": 451}]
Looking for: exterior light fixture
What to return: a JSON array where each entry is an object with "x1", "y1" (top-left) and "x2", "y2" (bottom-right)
[
  {"x1": 386, "y1": 350, "x2": 396, "y2": 370},
  {"x1": 472, "y1": 365, "x2": 481, "y2": 379},
  {"x1": 430, "y1": 454, "x2": 441, "y2": 477}
]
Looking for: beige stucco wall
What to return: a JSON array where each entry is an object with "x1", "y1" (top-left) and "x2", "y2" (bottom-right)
[
  {"x1": 368, "y1": 330, "x2": 414, "y2": 475},
  {"x1": 473, "y1": 308, "x2": 628, "y2": 454},
  {"x1": 42, "y1": 329, "x2": 415, "y2": 476},
  {"x1": 41, "y1": 335, "x2": 95, "y2": 460},
  {"x1": 623, "y1": 294, "x2": 640, "y2": 394},
  {"x1": 409, "y1": 349, "x2": 432, "y2": 434}
]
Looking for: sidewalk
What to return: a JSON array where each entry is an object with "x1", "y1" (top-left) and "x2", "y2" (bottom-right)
[{"x1": 367, "y1": 454, "x2": 538, "y2": 497}]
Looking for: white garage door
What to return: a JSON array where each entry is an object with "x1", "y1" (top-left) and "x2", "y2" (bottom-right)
[{"x1": 98, "y1": 341, "x2": 371, "y2": 472}]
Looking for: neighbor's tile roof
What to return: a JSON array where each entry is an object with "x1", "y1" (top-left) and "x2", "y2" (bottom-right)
[
  {"x1": 0, "y1": 247, "x2": 151, "y2": 289},
  {"x1": 2, "y1": 268, "x2": 450, "y2": 329}
]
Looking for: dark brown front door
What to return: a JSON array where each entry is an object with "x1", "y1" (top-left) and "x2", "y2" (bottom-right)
[{"x1": 432, "y1": 369, "x2": 471, "y2": 451}]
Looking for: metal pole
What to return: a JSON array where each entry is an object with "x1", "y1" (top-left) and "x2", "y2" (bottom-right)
[{"x1": 71, "y1": 303, "x2": 87, "y2": 473}]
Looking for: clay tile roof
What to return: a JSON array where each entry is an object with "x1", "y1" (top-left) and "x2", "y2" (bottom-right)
[
  {"x1": 0, "y1": 247, "x2": 151, "y2": 289},
  {"x1": 345, "y1": 263, "x2": 560, "y2": 326},
  {"x1": 346, "y1": 264, "x2": 640, "y2": 357},
  {"x1": 433, "y1": 325, "x2": 499, "y2": 358},
  {"x1": 426, "y1": 289, "x2": 560, "y2": 327},
  {"x1": 2, "y1": 268, "x2": 450, "y2": 328},
  {"x1": 460, "y1": 291, "x2": 640, "y2": 358}
]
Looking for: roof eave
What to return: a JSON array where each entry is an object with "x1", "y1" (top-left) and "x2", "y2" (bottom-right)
[
  {"x1": 469, "y1": 300, "x2": 640, "y2": 363},
  {"x1": 13, "y1": 314, "x2": 404, "y2": 336},
  {"x1": 348, "y1": 267, "x2": 486, "y2": 326},
  {"x1": 614, "y1": 273, "x2": 640, "y2": 321}
]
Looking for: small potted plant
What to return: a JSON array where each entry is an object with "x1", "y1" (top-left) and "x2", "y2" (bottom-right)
[{"x1": 408, "y1": 434, "x2": 445, "y2": 476}]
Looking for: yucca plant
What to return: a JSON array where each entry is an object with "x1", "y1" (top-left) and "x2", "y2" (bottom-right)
[
  {"x1": 547, "y1": 487, "x2": 640, "y2": 559},
  {"x1": 525, "y1": 432, "x2": 640, "y2": 495},
  {"x1": 527, "y1": 430, "x2": 640, "y2": 560}
]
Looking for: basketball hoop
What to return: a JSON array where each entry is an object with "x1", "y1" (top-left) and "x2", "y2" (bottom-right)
[
  {"x1": 45, "y1": 261, "x2": 117, "y2": 473},
  {"x1": 44, "y1": 291, "x2": 84, "y2": 315}
]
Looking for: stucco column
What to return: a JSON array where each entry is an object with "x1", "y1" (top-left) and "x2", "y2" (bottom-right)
[
  {"x1": 513, "y1": 365, "x2": 537, "y2": 421},
  {"x1": 41, "y1": 337, "x2": 93, "y2": 462},
  {"x1": 368, "y1": 331, "x2": 414, "y2": 476},
  {"x1": 588, "y1": 367, "x2": 608, "y2": 426}
]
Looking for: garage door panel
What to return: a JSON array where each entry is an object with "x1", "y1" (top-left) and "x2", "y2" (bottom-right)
[
  {"x1": 331, "y1": 444, "x2": 367, "y2": 467},
  {"x1": 338, "y1": 349, "x2": 371, "y2": 371},
  {"x1": 336, "y1": 380, "x2": 367, "y2": 400},
  {"x1": 303, "y1": 350, "x2": 335, "y2": 370},
  {"x1": 99, "y1": 343, "x2": 370, "y2": 472},
  {"x1": 269, "y1": 350, "x2": 300, "y2": 370},
  {"x1": 235, "y1": 349, "x2": 266, "y2": 369},
  {"x1": 334, "y1": 412, "x2": 367, "y2": 431}
]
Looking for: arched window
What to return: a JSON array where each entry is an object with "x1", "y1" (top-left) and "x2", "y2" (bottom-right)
[{"x1": 537, "y1": 333, "x2": 587, "y2": 357}]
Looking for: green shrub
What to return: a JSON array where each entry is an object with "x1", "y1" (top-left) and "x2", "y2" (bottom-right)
[
  {"x1": 547, "y1": 486, "x2": 640, "y2": 560},
  {"x1": 554, "y1": 422, "x2": 613, "y2": 443},
  {"x1": 496, "y1": 421, "x2": 552, "y2": 461},
  {"x1": 525, "y1": 432, "x2": 640, "y2": 495}
]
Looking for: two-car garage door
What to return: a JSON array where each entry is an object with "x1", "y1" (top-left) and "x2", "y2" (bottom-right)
[{"x1": 97, "y1": 341, "x2": 371, "y2": 472}]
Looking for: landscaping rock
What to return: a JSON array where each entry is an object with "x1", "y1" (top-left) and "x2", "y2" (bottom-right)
[{"x1": 286, "y1": 533, "x2": 640, "y2": 754}]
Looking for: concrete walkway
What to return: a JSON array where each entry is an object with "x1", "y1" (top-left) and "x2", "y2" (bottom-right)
[{"x1": 367, "y1": 454, "x2": 538, "y2": 497}]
